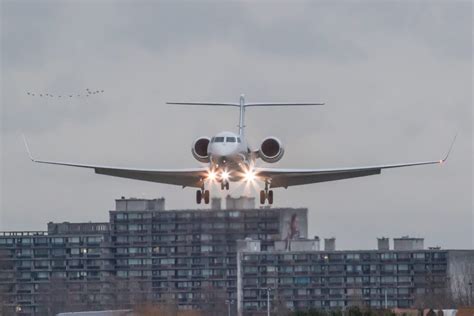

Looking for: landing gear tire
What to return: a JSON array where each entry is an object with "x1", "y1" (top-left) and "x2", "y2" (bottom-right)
[
  {"x1": 204, "y1": 190, "x2": 210, "y2": 204},
  {"x1": 196, "y1": 190, "x2": 202, "y2": 204},
  {"x1": 221, "y1": 182, "x2": 230, "y2": 190},
  {"x1": 260, "y1": 180, "x2": 273, "y2": 205},
  {"x1": 268, "y1": 190, "x2": 274, "y2": 205},
  {"x1": 260, "y1": 190, "x2": 266, "y2": 205}
]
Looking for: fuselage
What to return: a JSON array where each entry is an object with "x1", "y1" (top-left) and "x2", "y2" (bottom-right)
[
  {"x1": 189, "y1": 95, "x2": 285, "y2": 185},
  {"x1": 207, "y1": 131, "x2": 251, "y2": 181}
]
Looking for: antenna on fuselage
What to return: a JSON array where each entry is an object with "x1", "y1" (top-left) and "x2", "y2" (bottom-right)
[{"x1": 167, "y1": 95, "x2": 325, "y2": 136}]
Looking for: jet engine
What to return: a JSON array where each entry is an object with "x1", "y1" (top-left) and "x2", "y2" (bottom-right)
[
  {"x1": 259, "y1": 137, "x2": 284, "y2": 163},
  {"x1": 192, "y1": 137, "x2": 211, "y2": 163}
]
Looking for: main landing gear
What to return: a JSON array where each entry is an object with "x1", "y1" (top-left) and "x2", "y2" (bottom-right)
[
  {"x1": 260, "y1": 181, "x2": 273, "y2": 205},
  {"x1": 196, "y1": 187, "x2": 210, "y2": 204}
]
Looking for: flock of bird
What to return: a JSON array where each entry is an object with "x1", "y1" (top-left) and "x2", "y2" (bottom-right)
[{"x1": 26, "y1": 88, "x2": 104, "y2": 98}]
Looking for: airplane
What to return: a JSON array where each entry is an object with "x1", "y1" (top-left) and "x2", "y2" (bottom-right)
[{"x1": 23, "y1": 94, "x2": 456, "y2": 205}]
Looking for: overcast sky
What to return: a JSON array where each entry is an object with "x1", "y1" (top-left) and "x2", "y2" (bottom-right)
[{"x1": 1, "y1": 1, "x2": 472, "y2": 250}]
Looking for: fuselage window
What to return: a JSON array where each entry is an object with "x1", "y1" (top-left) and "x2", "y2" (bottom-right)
[
  {"x1": 226, "y1": 137, "x2": 236, "y2": 143},
  {"x1": 214, "y1": 137, "x2": 225, "y2": 143}
]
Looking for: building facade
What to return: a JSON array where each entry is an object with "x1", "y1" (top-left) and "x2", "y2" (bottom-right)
[
  {"x1": 1, "y1": 197, "x2": 472, "y2": 316},
  {"x1": 0, "y1": 198, "x2": 308, "y2": 315},
  {"x1": 0, "y1": 222, "x2": 112, "y2": 315},
  {"x1": 108, "y1": 198, "x2": 307, "y2": 310},
  {"x1": 237, "y1": 240, "x2": 474, "y2": 316}
]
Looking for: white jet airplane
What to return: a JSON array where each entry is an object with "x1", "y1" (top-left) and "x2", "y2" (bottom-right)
[{"x1": 24, "y1": 95, "x2": 455, "y2": 205}]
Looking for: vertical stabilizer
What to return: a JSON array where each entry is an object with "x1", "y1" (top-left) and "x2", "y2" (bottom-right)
[{"x1": 239, "y1": 94, "x2": 246, "y2": 136}]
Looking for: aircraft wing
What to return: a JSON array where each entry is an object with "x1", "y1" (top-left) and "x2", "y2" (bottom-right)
[
  {"x1": 23, "y1": 137, "x2": 207, "y2": 188},
  {"x1": 256, "y1": 138, "x2": 456, "y2": 189},
  {"x1": 256, "y1": 161, "x2": 440, "y2": 188}
]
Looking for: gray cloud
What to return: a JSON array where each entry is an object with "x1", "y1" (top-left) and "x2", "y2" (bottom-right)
[{"x1": 1, "y1": 1, "x2": 472, "y2": 249}]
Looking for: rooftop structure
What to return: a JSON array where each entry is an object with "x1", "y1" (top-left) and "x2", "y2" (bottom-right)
[{"x1": 393, "y1": 236, "x2": 424, "y2": 251}]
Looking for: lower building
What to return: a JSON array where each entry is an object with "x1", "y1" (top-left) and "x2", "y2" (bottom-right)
[
  {"x1": 0, "y1": 222, "x2": 112, "y2": 315},
  {"x1": 236, "y1": 239, "x2": 474, "y2": 316}
]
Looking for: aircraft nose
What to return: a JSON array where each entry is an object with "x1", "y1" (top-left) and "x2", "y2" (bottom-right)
[{"x1": 215, "y1": 144, "x2": 235, "y2": 156}]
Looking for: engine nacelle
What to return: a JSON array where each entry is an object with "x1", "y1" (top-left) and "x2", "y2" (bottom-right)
[
  {"x1": 192, "y1": 137, "x2": 211, "y2": 163},
  {"x1": 259, "y1": 137, "x2": 284, "y2": 163}
]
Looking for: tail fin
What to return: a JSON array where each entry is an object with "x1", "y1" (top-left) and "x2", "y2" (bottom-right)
[
  {"x1": 166, "y1": 102, "x2": 239, "y2": 107},
  {"x1": 167, "y1": 94, "x2": 324, "y2": 136}
]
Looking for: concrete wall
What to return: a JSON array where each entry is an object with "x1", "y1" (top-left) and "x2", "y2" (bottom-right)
[
  {"x1": 275, "y1": 239, "x2": 320, "y2": 251},
  {"x1": 378, "y1": 237, "x2": 390, "y2": 250},
  {"x1": 115, "y1": 198, "x2": 165, "y2": 211},
  {"x1": 324, "y1": 238, "x2": 336, "y2": 251},
  {"x1": 393, "y1": 237, "x2": 424, "y2": 250},
  {"x1": 226, "y1": 195, "x2": 255, "y2": 210},
  {"x1": 236, "y1": 239, "x2": 261, "y2": 316}
]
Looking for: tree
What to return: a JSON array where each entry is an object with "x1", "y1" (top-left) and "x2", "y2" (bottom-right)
[{"x1": 449, "y1": 258, "x2": 474, "y2": 306}]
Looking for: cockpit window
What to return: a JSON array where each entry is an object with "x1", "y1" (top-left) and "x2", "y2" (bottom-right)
[
  {"x1": 214, "y1": 137, "x2": 225, "y2": 143},
  {"x1": 211, "y1": 137, "x2": 215, "y2": 142},
  {"x1": 226, "y1": 137, "x2": 236, "y2": 143},
  {"x1": 237, "y1": 137, "x2": 241, "y2": 143}
]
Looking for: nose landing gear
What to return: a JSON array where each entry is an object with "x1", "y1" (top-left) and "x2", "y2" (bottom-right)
[
  {"x1": 220, "y1": 181, "x2": 230, "y2": 190},
  {"x1": 259, "y1": 181, "x2": 273, "y2": 205},
  {"x1": 196, "y1": 187, "x2": 210, "y2": 204}
]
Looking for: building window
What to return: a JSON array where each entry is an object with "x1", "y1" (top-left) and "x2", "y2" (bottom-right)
[
  {"x1": 398, "y1": 264, "x2": 409, "y2": 272},
  {"x1": 295, "y1": 277, "x2": 310, "y2": 285},
  {"x1": 51, "y1": 237, "x2": 65, "y2": 244},
  {"x1": 381, "y1": 253, "x2": 394, "y2": 260}
]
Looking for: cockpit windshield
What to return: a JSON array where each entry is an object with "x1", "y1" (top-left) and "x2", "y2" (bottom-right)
[
  {"x1": 226, "y1": 137, "x2": 236, "y2": 143},
  {"x1": 213, "y1": 137, "x2": 225, "y2": 143}
]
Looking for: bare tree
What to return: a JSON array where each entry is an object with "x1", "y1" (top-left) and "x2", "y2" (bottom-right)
[
  {"x1": 450, "y1": 261, "x2": 474, "y2": 306},
  {"x1": 412, "y1": 268, "x2": 458, "y2": 310}
]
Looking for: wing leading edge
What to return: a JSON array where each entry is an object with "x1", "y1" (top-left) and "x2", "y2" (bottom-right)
[
  {"x1": 23, "y1": 135, "x2": 456, "y2": 190},
  {"x1": 23, "y1": 136, "x2": 207, "y2": 188},
  {"x1": 256, "y1": 136, "x2": 456, "y2": 189}
]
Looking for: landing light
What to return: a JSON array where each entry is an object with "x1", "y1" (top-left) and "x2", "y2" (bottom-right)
[
  {"x1": 244, "y1": 169, "x2": 256, "y2": 182},
  {"x1": 221, "y1": 171, "x2": 230, "y2": 181},
  {"x1": 207, "y1": 170, "x2": 217, "y2": 181}
]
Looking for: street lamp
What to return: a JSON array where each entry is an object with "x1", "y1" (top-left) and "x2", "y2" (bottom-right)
[
  {"x1": 266, "y1": 287, "x2": 272, "y2": 316},
  {"x1": 15, "y1": 305, "x2": 22, "y2": 314}
]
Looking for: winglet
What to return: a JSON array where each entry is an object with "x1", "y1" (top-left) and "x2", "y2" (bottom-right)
[
  {"x1": 440, "y1": 134, "x2": 457, "y2": 164},
  {"x1": 22, "y1": 134, "x2": 36, "y2": 162}
]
